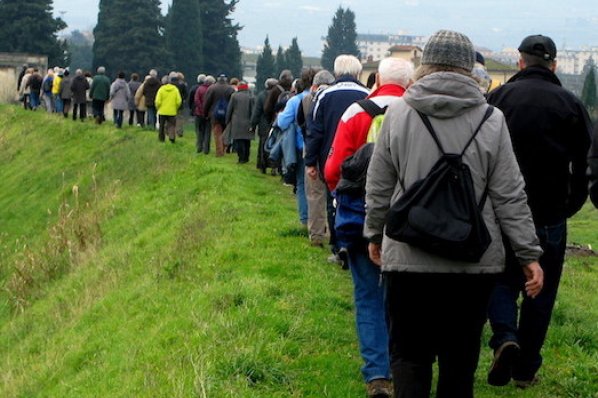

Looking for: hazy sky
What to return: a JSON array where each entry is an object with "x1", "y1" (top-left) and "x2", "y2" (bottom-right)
[{"x1": 53, "y1": 0, "x2": 598, "y2": 56}]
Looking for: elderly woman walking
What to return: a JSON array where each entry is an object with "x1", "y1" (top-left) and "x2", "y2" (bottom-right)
[
  {"x1": 110, "y1": 71, "x2": 131, "y2": 128},
  {"x1": 364, "y1": 30, "x2": 544, "y2": 398}
]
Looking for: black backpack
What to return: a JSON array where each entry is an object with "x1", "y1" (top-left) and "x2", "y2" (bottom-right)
[{"x1": 384, "y1": 106, "x2": 494, "y2": 263}]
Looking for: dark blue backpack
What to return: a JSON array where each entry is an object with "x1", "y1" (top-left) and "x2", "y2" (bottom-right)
[{"x1": 213, "y1": 97, "x2": 228, "y2": 124}]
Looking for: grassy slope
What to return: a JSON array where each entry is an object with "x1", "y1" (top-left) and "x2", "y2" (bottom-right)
[{"x1": 0, "y1": 106, "x2": 596, "y2": 397}]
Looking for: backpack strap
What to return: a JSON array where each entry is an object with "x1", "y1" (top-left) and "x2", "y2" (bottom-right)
[
  {"x1": 416, "y1": 106, "x2": 495, "y2": 208},
  {"x1": 460, "y1": 106, "x2": 494, "y2": 156},
  {"x1": 357, "y1": 99, "x2": 386, "y2": 118}
]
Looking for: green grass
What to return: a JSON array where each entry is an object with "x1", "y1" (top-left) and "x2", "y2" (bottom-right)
[{"x1": 0, "y1": 105, "x2": 596, "y2": 397}]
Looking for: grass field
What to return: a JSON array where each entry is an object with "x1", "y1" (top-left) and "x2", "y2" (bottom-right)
[{"x1": 0, "y1": 105, "x2": 596, "y2": 397}]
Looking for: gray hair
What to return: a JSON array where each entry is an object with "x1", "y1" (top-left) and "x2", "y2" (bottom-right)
[
  {"x1": 205, "y1": 75, "x2": 216, "y2": 84},
  {"x1": 75, "y1": 68, "x2": 83, "y2": 76},
  {"x1": 265, "y1": 78, "x2": 278, "y2": 89},
  {"x1": 333, "y1": 55, "x2": 362, "y2": 77},
  {"x1": 97, "y1": 66, "x2": 106, "y2": 74},
  {"x1": 378, "y1": 58, "x2": 414, "y2": 88},
  {"x1": 313, "y1": 69, "x2": 335, "y2": 86},
  {"x1": 197, "y1": 73, "x2": 206, "y2": 83},
  {"x1": 149, "y1": 69, "x2": 158, "y2": 77}
]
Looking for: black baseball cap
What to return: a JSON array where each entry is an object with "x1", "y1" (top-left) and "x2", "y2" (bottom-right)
[{"x1": 518, "y1": 35, "x2": 556, "y2": 61}]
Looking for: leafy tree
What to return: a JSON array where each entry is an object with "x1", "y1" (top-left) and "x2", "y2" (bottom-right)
[
  {"x1": 198, "y1": 0, "x2": 242, "y2": 78},
  {"x1": 581, "y1": 58, "x2": 597, "y2": 119},
  {"x1": 255, "y1": 36, "x2": 275, "y2": 93},
  {"x1": 66, "y1": 30, "x2": 93, "y2": 72},
  {"x1": 0, "y1": 0, "x2": 67, "y2": 66},
  {"x1": 321, "y1": 7, "x2": 360, "y2": 71},
  {"x1": 285, "y1": 38, "x2": 303, "y2": 79},
  {"x1": 275, "y1": 46, "x2": 287, "y2": 76},
  {"x1": 93, "y1": 0, "x2": 168, "y2": 78},
  {"x1": 165, "y1": 0, "x2": 203, "y2": 82}
]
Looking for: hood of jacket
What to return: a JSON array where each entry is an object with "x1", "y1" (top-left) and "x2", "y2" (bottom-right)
[
  {"x1": 403, "y1": 72, "x2": 485, "y2": 119},
  {"x1": 160, "y1": 83, "x2": 178, "y2": 94}
]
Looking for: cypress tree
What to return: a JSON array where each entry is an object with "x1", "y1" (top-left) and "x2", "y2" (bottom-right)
[
  {"x1": 285, "y1": 38, "x2": 303, "y2": 79},
  {"x1": 93, "y1": 0, "x2": 168, "y2": 78},
  {"x1": 0, "y1": 0, "x2": 67, "y2": 66},
  {"x1": 198, "y1": 0, "x2": 242, "y2": 78},
  {"x1": 255, "y1": 36, "x2": 275, "y2": 93},
  {"x1": 321, "y1": 7, "x2": 360, "y2": 71},
  {"x1": 275, "y1": 46, "x2": 287, "y2": 76},
  {"x1": 166, "y1": 0, "x2": 203, "y2": 81},
  {"x1": 582, "y1": 59, "x2": 597, "y2": 118}
]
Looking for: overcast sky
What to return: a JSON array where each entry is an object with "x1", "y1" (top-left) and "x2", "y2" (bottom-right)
[{"x1": 53, "y1": 0, "x2": 598, "y2": 56}]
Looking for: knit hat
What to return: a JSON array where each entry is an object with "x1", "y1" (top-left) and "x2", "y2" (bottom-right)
[{"x1": 422, "y1": 30, "x2": 475, "y2": 71}]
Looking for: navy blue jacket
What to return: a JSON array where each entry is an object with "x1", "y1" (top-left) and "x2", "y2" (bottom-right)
[
  {"x1": 304, "y1": 75, "x2": 369, "y2": 174},
  {"x1": 487, "y1": 66, "x2": 591, "y2": 225}
]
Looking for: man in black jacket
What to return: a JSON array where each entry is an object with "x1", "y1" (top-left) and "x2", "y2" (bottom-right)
[{"x1": 486, "y1": 35, "x2": 592, "y2": 389}]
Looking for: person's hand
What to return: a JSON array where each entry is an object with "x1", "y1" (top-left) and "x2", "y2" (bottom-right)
[
  {"x1": 523, "y1": 261, "x2": 543, "y2": 298},
  {"x1": 368, "y1": 243, "x2": 382, "y2": 267},
  {"x1": 306, "y1": 166, "x2": 318, "y2": 180}
]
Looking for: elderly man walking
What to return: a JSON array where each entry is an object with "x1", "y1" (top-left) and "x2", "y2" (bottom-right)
[
  {"x1": 304, "y1": 55, "x2": 370, "y2": 264},
  {"x1": 325, "y1": 57, "x2": 414, "y2": 398},
  {"x1": 486, "y1": 34, "x2": 592, "y2": 389}
]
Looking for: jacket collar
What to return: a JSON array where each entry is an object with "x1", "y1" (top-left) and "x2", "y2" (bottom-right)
[
  {"x1": 508, "y1": 66, "x2": 562, "y2": 86},
  {"x1": 334, "y1": 74, "x2": 364, "y2": 86},
  {"x1": 368, "y1": 83, "x2": 406, "y2": 98}
]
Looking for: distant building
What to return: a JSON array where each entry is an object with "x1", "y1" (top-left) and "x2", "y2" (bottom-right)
[
  {"x1": 557, "y1": 48, "x2": 598, "y2": 75},
  {"x1": 357, "y1": 33, "x2": 427, "y2": 62},
  {"x1": 0, "y1": 53, "x2": 48, "y2": 103},
  {"x1": 359, "y1": 45, "x2": 423, "y2": 86}
]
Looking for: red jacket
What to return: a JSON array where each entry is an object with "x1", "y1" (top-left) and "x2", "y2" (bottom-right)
[
  {"x1": 324, "y1": 84, "x2": 407, "y2": 191},
  {"x1": 194, "y1": 83, "x2": 211, "y2": 117}
]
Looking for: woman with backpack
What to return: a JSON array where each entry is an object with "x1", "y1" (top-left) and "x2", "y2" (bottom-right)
[{"x1": 364, "y1": 30, "x2": 543, "y2": 398}]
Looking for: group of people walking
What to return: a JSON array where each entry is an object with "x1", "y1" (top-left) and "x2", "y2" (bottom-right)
[
  {"x1": 246, "y1": 31, "x2": 596, "y2": 398},
  {"x1": 14, "y1": 29, "x2": 598, "y2": 398}
]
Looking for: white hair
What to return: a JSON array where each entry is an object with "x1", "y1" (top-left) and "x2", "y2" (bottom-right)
[
  {"x1": 378, "y1": 58, "x2": 414, "y2": 88},
  {"x1": 333, "y1": 55, "x2": 362, "y2": 78},
  {"x1": 149, "y1": 69, "x2": 158, "y2": 77},
  {"x1": 97, "y1": 66, "x2": 106, "y2": 74}
]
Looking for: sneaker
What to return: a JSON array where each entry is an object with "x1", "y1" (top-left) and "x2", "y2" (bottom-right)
[
  {"x1": 488, "y1": 341, "x2": 520, "y2": 386},
  {"x1": 366, "y1": 379, "x2": 392, "y2": 398},
  {"x1": 327, "y1": 253, "x2": 342, "y2": 265},
  {"x1": 514, "y1": 376, "x2": 539, "y2": 389},
  {"x1": 337, "y1": 247, "x2": 349, "y2": 270}
]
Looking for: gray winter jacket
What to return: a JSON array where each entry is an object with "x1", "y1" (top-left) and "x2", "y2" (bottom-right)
[
  {"x1": 364, "y1": 72, "x2": 542, "y2": 274},
  {"x1": 110, "y1": 78, "x2": 131, "y2": 111}
]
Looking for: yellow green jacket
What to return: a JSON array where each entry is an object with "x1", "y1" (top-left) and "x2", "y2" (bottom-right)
[
  {"x1": 52, "y1": 75, "x2": 62, "y2": 95},
  {"x1": 155, "y1": 84, "x2": 182, "y2": 116}
]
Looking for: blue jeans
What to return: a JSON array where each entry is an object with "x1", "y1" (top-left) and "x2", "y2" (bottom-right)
[
  {"x1": 296, "y1": 152, "x2": 308, "y2": 225},
  {"x1": 29, "y1": 92, "x2": 40, "y2": 109},
  {"x1": 147, "y1": 106, "x2": 157, "y2": 129},
  {"x1": 113, "y1": 109, "x2": 124, "y2": 128},
  {"x1": 348, "y1": 246, "x2": 390, "y2": 382},
  {"x1": 54, "y1": 95, "x2": 63, "y2": 114},
  {"x1": 488, "y1": 221, "x2": 566, "y2": 381}
]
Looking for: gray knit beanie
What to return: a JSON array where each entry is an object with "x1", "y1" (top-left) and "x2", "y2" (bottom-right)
[{"x1": 422, "y1": 30, "x2": 475, "y2": 71}]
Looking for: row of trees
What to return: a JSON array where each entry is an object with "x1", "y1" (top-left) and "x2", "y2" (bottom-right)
[
  {"x1": 0, "y1": 0, "x2": 243, "y2": 79},
  {"x1": 254, "y1": 37, "x2": 302, "y2": 92},
  {"x1": 0, "y1": 1, "x2": 360, "y2": 84},
  {"x1": 93, "y1": 0, "x2": 242, "y2": 79}
]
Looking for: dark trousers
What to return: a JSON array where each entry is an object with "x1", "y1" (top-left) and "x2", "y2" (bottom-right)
[
  {"x1": 488, "y1": 222, "x2": 566, "y2": 381},
  {"x1": 326, "y1": 188, "x2": 337, "y2": 251},
  {"x1": 92, "y1": 99, "x2": 106, "y2": 122},
  {"x1": 113, "y1": 109, "x2": 124, "y2": 128},
  {"x1": 235, "y1": 139, "x2": 250, "y2": 163},
  {"x1": 159, "y1": 115, "x2": 176, "y2": 142},
  {"x1": 73, "y1": 103, "x2": 87, "y2": 120},
  {"x1": 195, "y1": 116, "x2": 210, "y2": 154},
  {"x1": 386, "y1": 272, "x2": 495, "y2": 398},
  {"x1": 136, "y1": 110, "x2": 145, "y2": 127}
]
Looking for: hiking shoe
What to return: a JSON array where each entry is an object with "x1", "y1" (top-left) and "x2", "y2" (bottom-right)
[
  {"x1": 338, "y1": 247, "x2": 349, "y2": 270},
  {"x1": 514, "y1": 376, "x2": 540, "y2": 389},
  {"x1": 366, "y1": 378, "x2": 392, "y2": 398},
  {"x1": 327, "y1": 253, "x2": 342, "y2": 265},
  {"x1": 488, "y1": 341, "x2": 520, "y2": 386}
]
